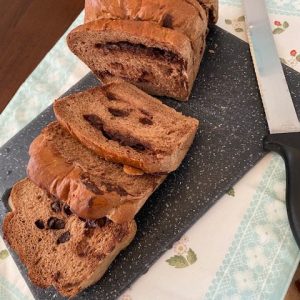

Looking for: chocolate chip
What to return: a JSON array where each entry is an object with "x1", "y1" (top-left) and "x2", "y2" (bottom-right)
[
  {"x1": 131, "y1": 143, "x2": 146, "y2": 151},
  {"x1": 84, "y1": 114, "x2": 149, "y2": 152},
  {"x1": 54, "y1": 271, "x2": 61, "y2": 282},
  {"x1": 34, "y1": 257, "x2": 42, "y2": 265},
  {"x1": 106, "y1": 92, "x2": 116, "y2": 100},
  {"x1": 97, "y1": 41, "x2": 183, "y2": 65},
  {"x1": 97, "y1": 217, "x2": 107, "y2": 227},
  {"x1": 108, "y1": 108, "x2": 130, "y2": 117},
  {"x1": 35, "y1": 220, "x2": 45, "y2": 229},
  {"x1": 140, "y1": 109, "x2": 152, "y2": 117},
  {"x1": 105, "y1": 183, "x2": 128, "y2": 196},
  {"x1": 105, "y1": 218, "x2": 113, "y2": 226},
  {"x1": 51, "y1": 201, "x2": 61, "y2": 213},
  {"x1": 57, "y1": 231, "x2": 71, "y2": 244},
  {"x1": 47, "y1": 217, "x2": 65, "y2": 230},
  {"x1": 162, "y1": 14, "x2": 173, "y2": 28},
  {"x1": 83, "y1": 229, "x2": 95, "y2": 238},
  {"x1": 83, "y1": 180, "x2": 102, "y2": 195},
  {"x1": 96, "y1": 253, "x2": 106, "y2": 260},
  {"x1": 80, "y1": 174, "x2": 103, "y2": 195},
  {"x1": 83, "y1": 114, "x2": 104, "y2": 131},
  {"x1": 139, "y1": 117, "x2": 153, "y2": 125},
  {"x1": 63, "y1": 204, "x2": 72, "y2": 216}
]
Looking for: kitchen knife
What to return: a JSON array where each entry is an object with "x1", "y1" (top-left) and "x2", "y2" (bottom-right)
[{"x1": 242, "y1": 0, "x2": 300, "y2": 247}]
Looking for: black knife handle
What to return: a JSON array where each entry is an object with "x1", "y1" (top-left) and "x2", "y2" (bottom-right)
[{"x1": 264, "y1": 132, "x2": 300, "y2": 248}]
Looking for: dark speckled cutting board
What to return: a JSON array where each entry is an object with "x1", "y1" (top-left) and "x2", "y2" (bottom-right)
[{"x1": 1, "y1": 26, "x2": 300, "y2": 300}]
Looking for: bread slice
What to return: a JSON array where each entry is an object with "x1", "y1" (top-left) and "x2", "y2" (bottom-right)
[
  {"x1": 67, "y1": 0, "x2": 208, "y2": 101},
  {"x1": 54, "y1": 82, "x2": 199, "y2": 174},
  {"x1": 3, "y1": 178, "x2": 137, "y2": 298},
  {"x1": 27, "y1": 121, "x2": 165, "y2": 223}
]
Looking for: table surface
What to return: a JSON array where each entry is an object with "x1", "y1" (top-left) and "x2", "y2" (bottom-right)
[
  {"x1": 1, "y1": 1, "x2": 300, "y2": 299},
  {"x1": 0, "y1": 0, "x2": 84, "y2": 113}
]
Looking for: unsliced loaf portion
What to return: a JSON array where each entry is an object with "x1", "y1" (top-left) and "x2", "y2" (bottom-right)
[
  {"x1": 3, "y1": 178, "x2": 136, "y2": 298},
  {"x1": 84, "y1": 0, "x2": 218, "y2": 25},
  {"x1": 27, "y1": 122, "x2": 165, "y2": 222},
  {"x1": 54, "y1": 82, "x2": 199, "y2": 174},
  {"x1": 84, "y1": 0, "x2": 207, "y2": 52},
  {"x1": 68, "y1": 0, "x2": 208, "y2": 101}
]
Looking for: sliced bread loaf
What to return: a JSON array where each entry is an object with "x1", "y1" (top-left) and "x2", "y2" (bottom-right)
[
  {"x1": 54, "y1": 82, "x2": 199, "y2": 174},
  {"x1": 3, "y1": 178, "x2": 137, "y2": 298},
  {"x1": 27, "y1": 122, "x2": 165, "y2": 223}
]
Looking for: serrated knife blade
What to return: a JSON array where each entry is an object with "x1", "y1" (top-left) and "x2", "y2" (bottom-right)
[
  {"x1": 243, "y1": 0, "x2": 300, "y2": 248},
  {"x1": 243, "y1": 0, "x2": 300, "y2": 134}
]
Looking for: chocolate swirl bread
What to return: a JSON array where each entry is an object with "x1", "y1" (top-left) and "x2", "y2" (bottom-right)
[
  {"x1": 3, "y1": 178, "x2": 136, "y2": 298},
  {"x1": 27, "y1": 122, "x2": 165, "y2": 223},
  {"x1": 53, "y1": 82, "x2": 199, "y2": 174},
  {"x1": 67, "y1": 0, "x2": 216, "y2": 100}
]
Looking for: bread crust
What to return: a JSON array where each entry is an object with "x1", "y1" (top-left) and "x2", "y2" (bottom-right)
[
  {"x1": 3, "y1": 178, "x2": 137, "y2": 298},
  {"x1": 84, "y1": 0, "x2": 207, "y2": 50},
  {"x1": 27, "y1": 122, "x2": 165, "y2": 223}
]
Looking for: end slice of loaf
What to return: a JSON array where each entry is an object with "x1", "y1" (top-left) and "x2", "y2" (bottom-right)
[
  {"x1": 67, "y1": 19, "x2": 199, "y2": 101},
  {"x1": 54, "y1": 82, "x2": 199, "y2": 174},
  {"x1": 27, "y1": 121, "x2": 165, "y2": 222},
  {"x1": 3, "y1": 178, "x2": 136, "y2": 298}
]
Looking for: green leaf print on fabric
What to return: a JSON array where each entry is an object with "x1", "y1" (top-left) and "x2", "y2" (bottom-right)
[
  {"x1": 235, "y1": 28, "x2": 244, "y2": 32},
  {"x1": 186, "y1": 248, "x2": 197, "y2": 265},
  {"x1": 166, "y1": 255, "x2": 189, "y2": 268},
  {"x1": 272, "y1": 20, "x2": 289, "y2": 34},
  {"x1": 167, "y1": 236, "x2": 197, "y2": 268},
  {"x1": 273, "y1": 28, "x2": 284, "y2": 34},
  {"x1": 0, "y1": 249, "x2": 9, "y2": 260},
  {"x1": 224, "y1": 16, "x2": 245, "y2": 33},
  {"x1": 227, "y1": 187, "x2": 235, "y2": 197},
  {"x1": 283, "y1": 21, "x2": 289, "y2": 28},
  {"x1": 284, "y1": 50, "x2": 300, "y2": 68}
]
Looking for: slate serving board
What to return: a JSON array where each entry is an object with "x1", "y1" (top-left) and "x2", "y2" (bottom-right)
[{"x1": 1, "y1": 26, "x2": 300, "y2": 300}]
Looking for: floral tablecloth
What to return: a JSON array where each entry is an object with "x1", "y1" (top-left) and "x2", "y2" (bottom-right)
[{"x1": 1, "y1": 1, "x2": 300, "y2": 299}]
